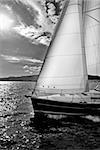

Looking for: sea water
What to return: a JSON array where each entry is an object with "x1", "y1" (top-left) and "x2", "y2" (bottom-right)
[
  {"x1": 0, "y1": 81, "x2": 100, "y2": 150},
  {"x1": 0, "y1": 81, "x2": 41, "y2": 149}
]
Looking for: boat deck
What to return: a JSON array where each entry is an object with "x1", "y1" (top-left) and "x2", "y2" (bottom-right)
[{"x1": 34, "y1": 89, "x2": 100, "y2": 104}]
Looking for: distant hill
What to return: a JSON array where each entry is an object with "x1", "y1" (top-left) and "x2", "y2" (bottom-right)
[
  {"x1": 0, "y1": 75, "x2": 38, "y2": 82},
  {"x1": 1, "y1": 75, "x2": 99, "y2": 82}
]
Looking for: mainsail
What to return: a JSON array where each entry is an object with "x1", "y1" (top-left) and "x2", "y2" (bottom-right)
[
  {"x1": 84, "y1": 0, "x2": 100, "y2": 76},
  {"x1": 35, "y1": 0, "x2": 88, "y2": 94}
]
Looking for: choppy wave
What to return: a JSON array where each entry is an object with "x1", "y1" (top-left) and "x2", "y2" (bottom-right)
[
  {"x1": 0, "y1": 81, "x2": 100, "y2": 150},
  {"x1": 84, "y1": 115, "x2": 100, "y2": 122},
  {"x1": 0, "y1": 81, "x2": 35, "y2": 117}
]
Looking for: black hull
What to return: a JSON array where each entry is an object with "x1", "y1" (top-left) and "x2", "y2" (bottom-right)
[{"x1": 31, "y1": 97, "x2": 100, "y2": 116}]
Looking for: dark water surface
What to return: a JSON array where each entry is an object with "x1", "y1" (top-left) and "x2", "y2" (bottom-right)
[{"x1": 0, "y1": 81, "x2": 100, "y2": 150}]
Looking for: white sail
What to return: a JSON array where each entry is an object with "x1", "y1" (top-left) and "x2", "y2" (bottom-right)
[
  {"x1": 35, "y1": 0, "x2": 88, "y2": 94},
  {"x1": 84, "y1": 0, "x2": 100, "y2": 76}
]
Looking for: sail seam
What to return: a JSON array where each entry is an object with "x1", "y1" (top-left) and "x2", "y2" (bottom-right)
[
  {"x1": 85, "y1": 24, "x2": 100, "y2": 29},
  {"x1": 57, "y1": 32, "x2": 82, "y2": 35},
  {"x1": 36, "y1": 88, "x2": 85, "y2": 93},
  {"x1": 37, "y1": 84, "x2": 85, "y2": 86},
  {"x1": 38, "y1": 85, "x2": 85, "y2": 86},
  {"x1": 38, "y1": 75, "x2": 87, "y2": 78},
  {"x1": 85, "y1": 44, "x2": 100, "y2": 48},
  {"x1": 46, "y1": 54, "x2": 86, "y2": 58},
  {"x1": 37, "y1": 87, "x2": 85, "y2": 88},
  {"x1": 88, "y1": 63, "x2": 100, "y2": 67},
  {"x1": 68, "y1": 3, "x2": 81, "y2": 7},
  {"x1": 65, "y1": 12, "x2": 81, "y2": 15}
]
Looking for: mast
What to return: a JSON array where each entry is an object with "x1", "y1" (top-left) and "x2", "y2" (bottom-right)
[
  {"x1": 84, "y1": 0, "x2": 100, "y2": 76},
  {"x1": 35, "y1": 0, "x2": 88, "y2": 94}
]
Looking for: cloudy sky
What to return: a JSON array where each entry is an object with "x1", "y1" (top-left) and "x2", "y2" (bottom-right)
[{"x1": 0, "y1": 0, "x2": 64, "y2": 77}]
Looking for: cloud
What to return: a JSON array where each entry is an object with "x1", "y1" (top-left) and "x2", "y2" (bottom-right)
[
  {"x1": 1, "y1": 54, "x2": 43, "y2": 64},
  {"x1": 14, "y1": 24, "x2": 52, "y2": 45},
  {"x1": 12, "y1": 0, "x2": 54, "y2": 45},
  {"x1": 0, "y1": 0, "x2": 63, "y2": 45},
  {"x1": 23, "y1": 65, "x2": 29, "y2": 69},
  {"x1": 15, "y1": 0, "x2": 65, "y2": 45},
  {"x1": 39, "y1": 0, "x2": 64, "y2": 24},
  {"x1": 23, "y1": 65, "x2": 41, "y2": 75},
  {"x1": 1, "y1": 55, "x2": 20, "y2": 63},
  {"x1": 1, "y1": 54, "x2": 43, "y2": 75},
  {"x1": 16, "y1": 0, "x2": 53, "y2": 29},
  {"x1": 16, "y1": 0, "x2": 42, "y2": 15}
]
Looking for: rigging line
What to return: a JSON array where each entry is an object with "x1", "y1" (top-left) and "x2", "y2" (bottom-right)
[
  {"x1": 82, "y1": 0, "x2": 88, "y2": 91},
  {"x1": 37, "y1": 83, "x2": 84, "y2": 86},
  {"x1": 86, "y1": 24, "x2": 100, "y2": 29},
  {"x1": 69, "y1": 3, "x2": 81, "y2": 7},
  {"x1": 86, "y1": 14, "x2": 100, "y2": 24},
  {"x1": 88, "y1": 62, "x2": 100, "y2": 67},
  {"x1": 84, "y1": 7, "x2": 100, "y2": 13},
  {"x1": 85, "y1": 44, "x2": 100, "y2": 48},
  {"x1": 38, "y1": 74, "x2": 87, "y2": 78},
  {"x1": 46, "y1": 54, "x2": 85, "y2": 58}
]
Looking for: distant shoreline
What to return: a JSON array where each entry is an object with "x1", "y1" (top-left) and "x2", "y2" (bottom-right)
[
  {"x1": 0, "y1": 75, "x2": 100, "y2": 82},
  {"x1": 0, "y1": 75, "x2": 38, "y2": 82}
]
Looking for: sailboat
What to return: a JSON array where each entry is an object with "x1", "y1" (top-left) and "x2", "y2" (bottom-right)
[{"x1": 31, "y1": 0, "x2": 100, "y2": 117}]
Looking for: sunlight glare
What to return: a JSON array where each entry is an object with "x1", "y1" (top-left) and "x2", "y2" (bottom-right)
[{"x1": 0, "y1": 14, "x2": 14, "y2": 31}]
